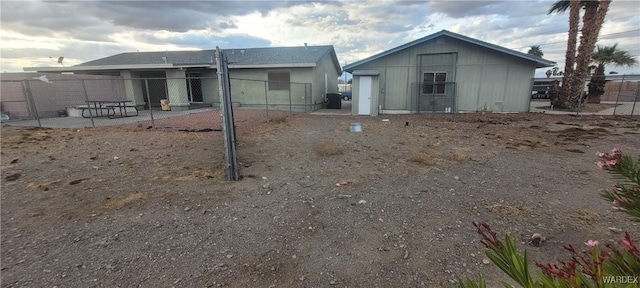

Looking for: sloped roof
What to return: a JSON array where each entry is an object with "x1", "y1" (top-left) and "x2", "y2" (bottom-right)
[
  {"x1": 37, "y1": 45, "x2": 341, "y2": 73},
  {"x1": 344, "y1": 30, "x2": 555, "y2": 71},
  {"x1": 76, "y1": 50, "x2": 217, "y2": 66}
]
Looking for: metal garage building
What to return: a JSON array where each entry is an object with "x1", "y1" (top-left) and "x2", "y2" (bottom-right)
[{"x1": 343, "y1": 30, "x2": 555, "y2": 115}]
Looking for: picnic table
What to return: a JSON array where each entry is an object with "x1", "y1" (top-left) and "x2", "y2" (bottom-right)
[{"x1": 83, "y1": 100, "x2": 138, "y2": 118}]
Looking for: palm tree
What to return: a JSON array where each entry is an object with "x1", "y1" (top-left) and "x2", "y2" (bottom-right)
[
  {"x1": 548, "y1": 0, "x2": 581, "y2": 109},
  {"x1": 527, "y1": 46, "x2": 544, "y2": 58},
  {"x1": 571, "y1": 0, "x2": 611, "y2": 107},
  {"x1": 548, "y1": 0, "x2": 611, "y2": 110},
  {"x1": 587, "y1": 44, "x2": 638, "y2": 103}
]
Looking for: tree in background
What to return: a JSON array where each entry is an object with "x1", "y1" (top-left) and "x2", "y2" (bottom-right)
[
  {"x1": 587, "y1": 44, "x2": 638, "y2": 103},
  {"x1": 548, "y1": 0, "x2": 611, "y2": 110},
  {"x1": 527, "y1": 45, "x2": 544, "y2": 58},
  {"x1": 549, "y1": 0, "x2": 581, "y2": 109}
]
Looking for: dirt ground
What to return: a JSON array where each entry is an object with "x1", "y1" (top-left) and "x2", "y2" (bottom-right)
[{"x1": 1, "y1": 109, "x2": 639, "y2": 287}]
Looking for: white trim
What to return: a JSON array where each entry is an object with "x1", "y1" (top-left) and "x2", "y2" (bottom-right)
[{"x1": 352, "y1": 70, "x2": 380, "y2": 76}]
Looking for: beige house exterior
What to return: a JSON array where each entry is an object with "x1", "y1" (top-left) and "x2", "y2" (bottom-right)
[{"x1": 24, "y1": 46, "x2": 341, "y2": 112}]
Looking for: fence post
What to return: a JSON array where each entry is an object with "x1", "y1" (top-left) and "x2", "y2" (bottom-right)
[
  {"x1": 80, "y1": 80, "x2": 96, "y2": 128},
  {"x1": 144, "y1": 79, "x2": 155, "y2": 128},
  {"x1": 216, "y1": 47, "x2": 239, "y2": 181},
  {"x1": 630, "y1": 85, "x2": 638, "y2": 119},
  {"x1": 304, "y1": 83, "x2": 308, "y2": 112},
  {"x1": 264, "y1": 80, "x2": 269, "y2": 122},
  {"x1": 289, "y1": 82, "x2": 292, "y2": 115},
  {"x1": 309, "y1": 83, "x2": 312, "y2": 112},
  {"x1": 613, "y1": 74, "x2": 625, "y2": 116}
]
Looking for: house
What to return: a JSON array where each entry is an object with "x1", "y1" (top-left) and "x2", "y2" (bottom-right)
[
  {"x1": 343, "y1": 30, "x2": 555, "y2": 115},
  {"x1": 24, "y1": 45, "x2": 341, "y2": 111}
]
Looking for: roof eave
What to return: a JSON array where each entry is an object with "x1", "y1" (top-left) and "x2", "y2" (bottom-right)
[
  {"x1": 535, "y1": 61, "x2": 556, "y2": 69},
  {"x1": 345, "y1": 30, "x2": 557, "y2": 71},
  {"x1": 24, "y1": 64, "x2": 178, "y2": 72},
  {"x1": 228, "y1": 63, "x2": 317, "y2": 69}
]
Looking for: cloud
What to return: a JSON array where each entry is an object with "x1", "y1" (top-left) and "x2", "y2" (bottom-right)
[
  {"x1": 1, "y1": 1, "x2": 312, "y2": 34},
  {"x1": 1, "y1": 0, "x2": 638, "y2": 75},
  {"x1": 218, "y1": 21, "x2": 238, "y2": 30},
  {"x1": 426, "y1": 0, "x2": 506, "y2": 18}
]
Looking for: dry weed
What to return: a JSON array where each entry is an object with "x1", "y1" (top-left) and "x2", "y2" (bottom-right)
[
  {"x1": 408, "y1": 151, "x2": 437, "y2": 165},
  {"x1": 316, "y1": 141, "x2": 343, "y2": 156},
  {"x1": 270, "y1": 116, "x2": 287, "y2": 124},
  {"x1": 452, "y1": 147, "x2": 474, "y2": 161}
]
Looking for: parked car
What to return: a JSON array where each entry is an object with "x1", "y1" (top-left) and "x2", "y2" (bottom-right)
[
  {"x1": 340, "y1": 92, "x2": 352, "y2": 101},
  {"x1": 531, "y1": 85, "x2": 550, "y2": 99}
]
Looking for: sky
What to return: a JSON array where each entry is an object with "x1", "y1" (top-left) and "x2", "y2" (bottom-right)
[{"x1": 1, "y1": 0, "x2": 639, "y2": 78}]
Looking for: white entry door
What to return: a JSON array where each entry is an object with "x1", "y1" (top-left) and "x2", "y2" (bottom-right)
[{"x1": 358, "y1": 76, "x2": 372, "y2": 115}]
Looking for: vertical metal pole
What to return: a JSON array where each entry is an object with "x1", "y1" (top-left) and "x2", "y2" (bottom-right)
[
  {"x1": 630, "y1": 85, "x2": 638, "y2": 119},
  {"x1": 80, "y1": 80, "x2": 96, "y2": 127},
  {"x1": 613, "y1": 74, "x2": 625, "y2": 116},
  {"x1": 144, "y1": 79, "x2": 155, "y2": 128},
  {"x1": 216, "y1": 47, "x2": 239, "y2": 180},
  {"x1": 289, "y1": 82, "x2": 292, "y2": 115},
  {"x1": 304, "y1": 83, "x2": 308, "y2": 112},
  {"x1": 264, "y1": 80, "x2": 269, "y2": 122}
]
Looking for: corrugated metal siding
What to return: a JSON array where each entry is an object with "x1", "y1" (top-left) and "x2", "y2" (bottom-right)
[{"x1": 451, "y1": 38, "x2": 535, "y2": 112}]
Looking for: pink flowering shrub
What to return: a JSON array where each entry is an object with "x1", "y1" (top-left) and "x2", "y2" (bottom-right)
[
  {"x1": 460, "y1": 149, "x2": 640, "y2": 287},
  {"x1": 595, "y1": 148, "x2": 640, "y2": 222}
]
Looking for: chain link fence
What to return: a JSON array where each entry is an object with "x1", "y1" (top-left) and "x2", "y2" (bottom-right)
[
  {"x1": 605, "y1": 75, "x2": 639, "y2": 117},
  {"x1": 0, "y1": 75, "x2": 311, "y2": 129},
  {"x1": 530, "y1": 74, "x2": 639, "y2": 118}
]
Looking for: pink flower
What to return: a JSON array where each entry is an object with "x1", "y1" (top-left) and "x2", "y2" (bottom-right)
[
  {"x1": 611, "y1": 148, "x2": 620, "y2": 154},
  {"x1": 585, "y1": 240, "x2": 599, "y2": 247},
  {"x1": 606, "y1": 159, "x2": 618, "y2": 166},
  {"x1": 621, "y1": 239, "x2": 633, "y2": 250},
  {"x1": 597, "y1": 161, "x2": 607, "y2": 169},
  {"x1": 613, "y1": 199, "x2": 621, "y2": 206},
  {"x1": 595, "y1": 151, "x2": 606, "y2": 158}
]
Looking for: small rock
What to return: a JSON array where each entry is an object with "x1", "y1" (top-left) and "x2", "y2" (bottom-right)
[
  {"x1": 357, "y1": 200, "x2": 367, "y2": 205},
  {"x1": 330, "y1": 280, "x2": 336, "y2": 285},
  {"x1": 113, "y1": 156, "x2": 119, "y2": 160},
  {"x1": 335, "y1": 183, "x2": 340, "y2": 187},
  {"x1": 5, "y1": 173, "x2": 22, "y2": 181},
  {"x1": 226, "y1": 254, "x2": 233, "y2": 259},
  {"x1": 184, "y1": 207, "x2": 192, "y2": 212},
  {"x1": 336, "y1": 194, "x2": 352, "y2": 199},
  {"x1": 608, "y1": 227, "x2": 623, "y2": 234},
  {"x1": 403, "y1": 250, "x2": 409, "y2": 259},
  {"x1": 454, "y1": 176, "x2": 459, "y2": 180},
  {"x1": 261, "y1": 176, "x2": 267, "y2": 180},
  {"x1": 529, "y1": 233, "x2": 545, "y2": 247},
  {"x1": 482, "y1": 258, "x2": 491, "y2": 265}
]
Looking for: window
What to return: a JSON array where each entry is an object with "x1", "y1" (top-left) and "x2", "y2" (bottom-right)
[
  {"x1": 268, "y1": 71, "x2": 290, "y2": 91},
  {"x1": 422, "y1": 72, "x2": 447, "y2": 94}
]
